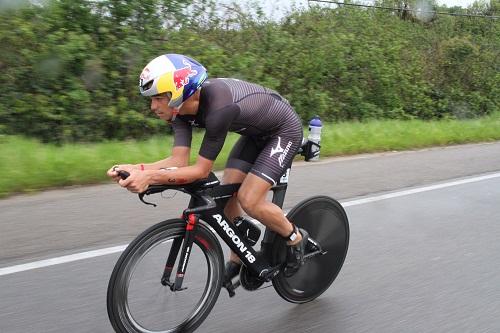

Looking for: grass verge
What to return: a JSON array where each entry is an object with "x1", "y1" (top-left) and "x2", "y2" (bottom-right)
[{"x1": 1, "y1": 112, "x2": 499, "y2": 198}]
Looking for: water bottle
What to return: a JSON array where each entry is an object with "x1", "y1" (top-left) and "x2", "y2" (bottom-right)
[
  {"x1": 234, "y1": 217, "x2": 261, "y2": 246},
  {"x1": 307, "y1": 115, "x2": 322, "y2": 161}
]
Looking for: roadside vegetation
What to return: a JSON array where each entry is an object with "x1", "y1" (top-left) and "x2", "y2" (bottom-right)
[
  {"x1": 1, "y1": 112, "x2": 499, "y2": 197},
  {"x1": 0, "y1": 0, "x2": 498, "y2": 197},
  {"x1": 1, "y1": 0, "x2": 498, "y2": 144}
]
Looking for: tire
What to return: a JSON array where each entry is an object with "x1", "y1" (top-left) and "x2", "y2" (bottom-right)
[
  {"x1": 107, "y1": 219, "x2": 224, "y2": 333},
  {"x1": 272, "y1": 196, "x2": 349, "y2": 303}
]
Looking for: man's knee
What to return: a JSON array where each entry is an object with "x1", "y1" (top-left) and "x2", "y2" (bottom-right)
[
  {"x1": 238, "y1": 189, "x2": 258, "y2": 213},
  {"x1": 238, "y1": 173, "x2": 273, "y2": 215},
  {"x1": 237, "y1": 188, "x2": 261, "y2": 214}
]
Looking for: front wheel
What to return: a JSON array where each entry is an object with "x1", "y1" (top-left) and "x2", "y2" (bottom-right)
[
  {"x1": 272, "y1": 196, "x2": 349, "y2": 303},
  {"x1": 107, "y1": 219, "x2": 224, "y2": 333}
]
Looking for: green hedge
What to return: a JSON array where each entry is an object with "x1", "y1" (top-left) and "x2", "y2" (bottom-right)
[{"x1": 0, "y1": 0, "x2": 498, "y2": 143}]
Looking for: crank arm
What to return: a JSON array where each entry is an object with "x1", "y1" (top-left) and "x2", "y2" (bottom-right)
[
  {"x1": 304, "y1": 237, "x2": 327, "y2": 260},
  {"x1": 304, "y1": 249, "x2": 327, "y2": 260}
]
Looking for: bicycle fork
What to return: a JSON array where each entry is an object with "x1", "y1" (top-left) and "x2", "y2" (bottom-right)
[{"x1": 161, "y1": 214, "x2": 198, "y2": 291}]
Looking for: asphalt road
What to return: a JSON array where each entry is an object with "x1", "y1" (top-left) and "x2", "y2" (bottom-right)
[{"x1": 1, "y1": 142, "x2": 499, "y2": 332}]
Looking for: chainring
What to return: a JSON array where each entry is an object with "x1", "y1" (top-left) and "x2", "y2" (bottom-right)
[{"x1": 240, "y1": 264, "x2": 265, "y2": 291}]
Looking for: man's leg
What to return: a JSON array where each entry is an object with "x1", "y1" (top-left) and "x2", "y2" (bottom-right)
[
  {"x1": 222, "y1": 167, "x2": 247, "y2": 264},
  {"x1": 237, "y1": 173, "x2": 302, "y2": 246},
  {"x1": 238, "y1": 173, "x2": 308, "y2": 276}
]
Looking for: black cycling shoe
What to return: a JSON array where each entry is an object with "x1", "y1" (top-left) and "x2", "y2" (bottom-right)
[
  {"x1": 284, "y1": 227, "x2": 309, "y2": 278},
  {"x1": 224, "y1": 261, "x2": 242, "y2": 283}
]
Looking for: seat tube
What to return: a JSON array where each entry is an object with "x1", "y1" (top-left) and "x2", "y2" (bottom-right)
[
  {"x1": 271, "y1": 184, "x2": 287, "y2": 208},
  {"x1": 271, "y1": 167, "x2": 291, "y2": 208}
]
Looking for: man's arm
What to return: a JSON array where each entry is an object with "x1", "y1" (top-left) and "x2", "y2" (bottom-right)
[
  {"x1": 139, "y1": 115, "x2": 193, "y2": 170},
  {"x1": 145, "y1": 104, "x2": 237, "y2": 183},
  {"x1": 107, "y1": 146, "x2": 190, "y2": 183},
  {"x1": 119, "y1": 155, "x2": 214, "y2": 192},
  {"x1": 143, "y1": 146, "x2": 190, "y2": 170},
  {"x1": 147, "y1": 155, "x2": 213, "y2": 185}
]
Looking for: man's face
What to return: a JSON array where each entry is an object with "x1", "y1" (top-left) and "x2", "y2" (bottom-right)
[{"x1": 150, "y1": 94, "x2": 175, "y2": 122}]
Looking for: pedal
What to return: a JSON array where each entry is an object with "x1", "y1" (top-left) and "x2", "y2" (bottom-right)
[
  {"x1": 304, "y1": 237, "x2": 327, "y2": 259},
  {"x1": 223, "y1": 261, "x2": 242, "y2": 298},
  {"x1": 223, "y1": 279, "x2": 240, "y2": 298},
  {"x1": 306, "y1": 237, "x2": 320, "y2": 252}
]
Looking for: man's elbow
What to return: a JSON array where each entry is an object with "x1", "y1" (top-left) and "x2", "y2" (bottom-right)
[
  {"x1": 193, "y1": 155, "x2": 214, "y2": 179},
  {"x1": 195, "y1": 163, "x2": 213, "y2": 179},
  {"x1": 198, "y1": 167, "x2": 211, "y2": 179}
]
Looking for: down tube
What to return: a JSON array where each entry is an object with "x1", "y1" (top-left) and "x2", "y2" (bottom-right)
[{"x1": 202, "y1": 211, "x2": 269, "y2": 276}]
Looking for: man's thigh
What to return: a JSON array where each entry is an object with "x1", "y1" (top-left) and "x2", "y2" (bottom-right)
[
  {"x1": 250, "y1": 134, "x2": 302, "y2": 186},
  {"x1": 225, "y1": 136, "x2": 263, "y2": 176},
  {"x1": 222, "y1": 167, "x2": 247, "y2": 185}
]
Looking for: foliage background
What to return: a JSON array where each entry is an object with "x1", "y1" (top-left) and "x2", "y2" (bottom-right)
[{"x1": 0, "y1": 0, "x2": 498, "y2": 143}]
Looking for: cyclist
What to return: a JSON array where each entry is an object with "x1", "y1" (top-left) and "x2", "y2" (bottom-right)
[{"x1": 107, "y1": 54, "x2": 308, "y2": 279}]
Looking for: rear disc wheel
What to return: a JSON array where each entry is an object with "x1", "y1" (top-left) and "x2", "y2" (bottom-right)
[{"x1": 272, "y1": 196, "x2": 349, "y2": 303}]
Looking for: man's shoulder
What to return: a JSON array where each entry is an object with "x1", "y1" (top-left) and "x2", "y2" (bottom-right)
[
  {"x1": 204, "y1": 78, "x2": 271, "y2": 97},
  {"x1": 203, "y1": 77, "x2": 261, "y2": 89},
  {"x1": 201, "y1": 78, "x2": 230, "y2": 94},
  {"x1": 200, "y1": 78, "x2": 234, "y2": 110}
]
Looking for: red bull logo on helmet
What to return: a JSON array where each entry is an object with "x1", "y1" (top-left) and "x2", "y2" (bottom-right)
[{"x1": 173, "y1": 60, "x2": 198, "y2": 90}]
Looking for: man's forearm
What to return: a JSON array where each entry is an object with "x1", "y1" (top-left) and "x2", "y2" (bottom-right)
[
  {"x1": 146, "y1": 164, "x2": 208, "y2": 185},
  {"x1": 143, "y1": 156, "x2": 187, "y2": 170}
]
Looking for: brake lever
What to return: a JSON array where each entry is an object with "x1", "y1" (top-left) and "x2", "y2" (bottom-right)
[
  {"x1": 114, "y1": 168, "x2": 157, "y2": 207},
  {"x1": 139, "y1": 192, "x2": 157, "y2": 207}
]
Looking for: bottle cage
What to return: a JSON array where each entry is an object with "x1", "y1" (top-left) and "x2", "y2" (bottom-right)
[{"x1": 298, "y1": 140, "x2": 321, "y2": 162}]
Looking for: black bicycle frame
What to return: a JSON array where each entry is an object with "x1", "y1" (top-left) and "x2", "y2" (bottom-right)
[
  {"x1": 181, "y1": 168, "x2": 291, "y2": 280},
  {"x1": 128, "y1": 140, "x2": 318, "y2": 290}
]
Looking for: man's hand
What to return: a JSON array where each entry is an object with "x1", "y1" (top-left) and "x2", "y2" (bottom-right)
[
  {"x1": 118, "y1": 169, "x2": 151, "y2": 193},
  {"x1": 107, "y1": 164, "x2": 138, "y2": 183}
]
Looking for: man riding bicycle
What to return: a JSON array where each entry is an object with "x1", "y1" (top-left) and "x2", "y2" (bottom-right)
[{"x1": 107, "y1": 54, "x2": 308, "y2": 279}]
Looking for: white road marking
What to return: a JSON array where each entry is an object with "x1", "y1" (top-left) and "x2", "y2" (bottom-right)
[
  {"x1": 341, "y1": 172, "x2": 500, "y2": 207},
  {"x1": 0, "y1": 245, "x2": 127, "y2": 277},
  {"x1": 1, "y1": 171, "x2": 499, "y2": 277}
]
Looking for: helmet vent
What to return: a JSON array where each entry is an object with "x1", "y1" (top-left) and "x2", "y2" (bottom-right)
[{"x1": 142, "y1": 79, "x2": 154, "y2": 91}]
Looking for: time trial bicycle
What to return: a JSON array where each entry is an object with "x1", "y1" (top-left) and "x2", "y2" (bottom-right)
[{"x1": 107, "y1": 140, "x2": 349, "y2": 333}]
